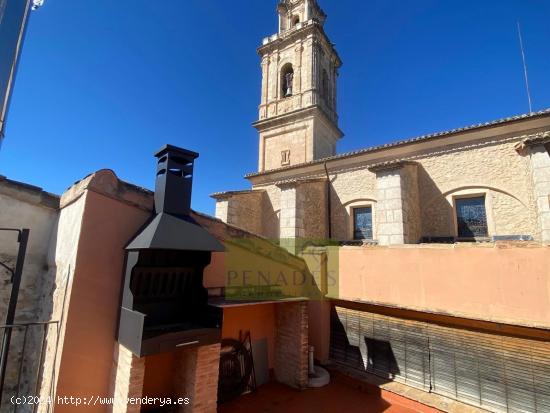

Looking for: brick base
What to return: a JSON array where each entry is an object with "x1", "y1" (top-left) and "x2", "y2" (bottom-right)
[
  {"x1": 274, "y1": 302, "x2": 309, "y2": 389},
  {"x1": 110, "y1": 344, "x2": 145, "y2": 413},
  {"x1": 109, "y1": 343, "x2": 221, "y2": 413},
  {"x1": 174, "y1": 343, "x2": 221, "y2": 413}
]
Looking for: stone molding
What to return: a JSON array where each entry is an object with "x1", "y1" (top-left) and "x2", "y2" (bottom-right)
[
  {"x1": 367, "y1": 160, "x2": 418, "y2": 173},
  {"x1": 514, "y1": 131, "x2": 550, "y2": 153}
]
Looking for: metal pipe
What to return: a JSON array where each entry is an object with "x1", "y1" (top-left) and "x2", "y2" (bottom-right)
[
  {"x1": 0, "y1": 228, "x2": 29, "y2": 405},
  {"x1": 323, "y1": 163, "x2": 332, "y2": 239}
]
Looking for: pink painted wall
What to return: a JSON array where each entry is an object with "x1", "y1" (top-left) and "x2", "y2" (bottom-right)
[
  {"x1": 337, "y1": 245, "x2": 550, "y2": 329},
  {"x1": 56, "y1": 190, "x2": 150, "y2": 411}
]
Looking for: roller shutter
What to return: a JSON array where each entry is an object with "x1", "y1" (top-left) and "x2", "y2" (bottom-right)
[{"x1": 330, "y1": 306, "x2": 550, "y2": 413}]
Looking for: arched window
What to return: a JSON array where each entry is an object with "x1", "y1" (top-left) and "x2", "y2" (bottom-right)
[
  {"x1": 291, "y1": 15, "x2": 300, "y2": 27},
  {"x1": 281, "y1": 64, "x2": 294, "y2": 98}
]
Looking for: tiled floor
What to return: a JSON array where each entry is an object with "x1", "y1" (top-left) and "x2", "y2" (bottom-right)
[{"x1": 219, "y1": 376, "x2": 441, "y2": 413}]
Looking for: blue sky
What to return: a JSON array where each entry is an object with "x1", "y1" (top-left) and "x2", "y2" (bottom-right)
[{"x1": 1, "y1": 0, "x2": 549, "y2": 214}]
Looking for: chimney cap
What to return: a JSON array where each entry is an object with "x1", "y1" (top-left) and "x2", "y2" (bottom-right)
[{"x1": 155, "y1": 144, "x2": 199, "y2": 160}]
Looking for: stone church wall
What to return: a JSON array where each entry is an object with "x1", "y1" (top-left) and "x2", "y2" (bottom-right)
[
  {"x1": 416, "y1": 138, "x2": 539, "y2": 238},
  {"x1": 236, "y1": 134, "x2": 547, "y2": 243},
  {"x1": 313, "y1": 167, "x2": 378, "y2": 241},
  {"x1": 214, "y1": 191, "x2": 266, "y2": 237}
]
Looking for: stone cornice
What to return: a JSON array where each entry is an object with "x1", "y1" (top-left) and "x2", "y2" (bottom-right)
[
  {"x1": 367, "y1": 160, "x2": 418, "y2": 173},
  {"x1": 514, "y1": 131, "x2": 550, "y2": 152},
  {"x1": 210, "y1": 189, "x2": 266, "y2": 200},
  {"x1": 253, "y1": 105, "x2": 343, "y2": 138},
  {"x1": 274, "y1": 176, "x2": 327, "y2": 189},
  {"x1": 258, "y1": 21, "x2": 342, "y2": 67}
]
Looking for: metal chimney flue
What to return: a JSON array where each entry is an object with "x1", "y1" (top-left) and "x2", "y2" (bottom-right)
[
  {"x1": 154, "y1": 145, "x2": 198, "y2": 217},
  {"x1": 119, "y1": 144, "x2": 224, "y2": 357}
]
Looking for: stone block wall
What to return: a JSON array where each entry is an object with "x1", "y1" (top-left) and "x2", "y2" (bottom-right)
[
  {"x1": 400, "y1": 164, "x2": 422, "y2": 243},
  {"x1": 274, "y1": 302, "x2": 309, "y2": 389},
  {"x1": 371, "y1": 162, "x2": 420, "y2": 245},
  {"x1": 328, "y1": 168, "x2": 378, "y2": 241},
  {"x1": 418, "y1": 138, "x2": 539, "y2": 239},
  {"x1": 300, "y1": 180, "x2": 328, "y2": 240},
  {"x1": 277, "y1": 179, "x2": 327, "y2": 252},
  {"x1": 279, "y1": 184, "x2": 306, "y2": 253},
  {"x1": 528, "y1": 143, "x2": 550, "y2": 242},
  {"x1": 213, "y1": 191, "x2": 266, "y2": 236}
]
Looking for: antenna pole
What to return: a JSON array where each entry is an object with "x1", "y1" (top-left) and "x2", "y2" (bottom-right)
[{"x1": 517, "y1": 21, "x2": 533, "y2": 113}]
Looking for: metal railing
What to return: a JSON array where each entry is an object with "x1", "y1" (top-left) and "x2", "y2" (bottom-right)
[{"x1": 0, "y1": 322, "x2": 59, "y2": 413}]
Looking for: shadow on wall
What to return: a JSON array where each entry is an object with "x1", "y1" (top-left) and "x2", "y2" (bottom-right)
[
  {"x1": 418, "y1": 162, "x2": 536, "y2": 240},
  {"x1": 263, "y1": 195, "x2": 280, "y2": 241},
  {"x1": 329, "y1": 306, "x2": 398, "y2": 384},
  {"x1": 417, "y1": 165, "x2": 452, "y2": 240}
]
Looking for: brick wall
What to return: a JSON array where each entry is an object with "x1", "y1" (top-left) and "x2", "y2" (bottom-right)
[
  {"x1": 111, "y1": 344, "x2": 145, "y2": 413},
  {"x1": 274, "y1": 302, "x2": 309, "y2": 389},
  {"x1": 173, "y1": 344, "x2": 221, "y2": 413}
]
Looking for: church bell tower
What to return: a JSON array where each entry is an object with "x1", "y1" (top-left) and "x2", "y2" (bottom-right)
[{"x1": 254, "y1": 0, "x2": 343, "y2": 172}]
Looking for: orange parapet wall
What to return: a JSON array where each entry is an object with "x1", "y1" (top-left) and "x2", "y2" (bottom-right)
[{"x1": 337, "y1": 244, "x2": 550, "y2": 329}]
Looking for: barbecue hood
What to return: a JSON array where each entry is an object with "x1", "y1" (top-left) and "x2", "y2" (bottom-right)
[
  {"x1": 126, "y1": 144, "x2": 223, "y2": 252},
  {"x1": 118, "y1": 145, "x2": 224, "y2": 357}
]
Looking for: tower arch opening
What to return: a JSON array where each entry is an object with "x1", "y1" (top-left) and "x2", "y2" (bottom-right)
[{"x1": 280, "y1": 64, "x2": 294, "y2": 98}]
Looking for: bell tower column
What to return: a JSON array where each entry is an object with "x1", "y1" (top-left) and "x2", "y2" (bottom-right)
[{"x1": 254, "y1": 0, "x2": 343, "y2": 172}]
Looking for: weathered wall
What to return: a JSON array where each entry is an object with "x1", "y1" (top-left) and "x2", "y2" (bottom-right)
[
  {"x1": 417, "y1": 139, "x2": 539, "y2": 239},
  {"x1": 37, "y1": 191, "x2": 86, "y2": 412},
  {"x1": 0, "y1": 177, "x2": 59, "y2": 407},
  {"x1": 213, "y1": 191, "x2": 265, "y2": 236},
  {"x1": 337, "y1": 243, "x2": 550, "y2": 329},
  {"x1": 300, "y1": 180, "x2": 328, "y2": 239},
  {"x1": 38, "y1": 171, "x2": 152, "y2": 412},
  {"x1": 0, "y1": 183, "x2": 58, "y2": 322}
]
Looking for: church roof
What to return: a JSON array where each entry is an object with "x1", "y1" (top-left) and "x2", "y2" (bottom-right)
[{"x1": 245, "y1": 107, "x2": 550, "y2": 178}]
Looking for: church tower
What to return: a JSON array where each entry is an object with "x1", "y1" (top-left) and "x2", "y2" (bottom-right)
[{"x1": 254, "y1": 0, "x2": 343, "y2": 172}]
